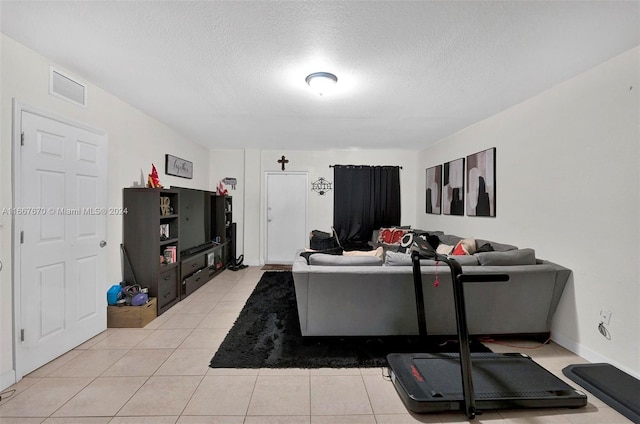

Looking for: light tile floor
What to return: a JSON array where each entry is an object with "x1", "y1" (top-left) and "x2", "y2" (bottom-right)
[{"x1": 0, "y1": 267, "x2": 632, "y2": 423}]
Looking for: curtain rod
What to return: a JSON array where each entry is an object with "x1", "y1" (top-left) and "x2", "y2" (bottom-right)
[{"x1": 329, "y1": 165, "x2": 403, "y2": 169}]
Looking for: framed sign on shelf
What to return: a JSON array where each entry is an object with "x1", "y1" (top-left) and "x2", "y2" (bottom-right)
[{"x1": 165, "y1": 154, "x2": 193, "y2": 179}]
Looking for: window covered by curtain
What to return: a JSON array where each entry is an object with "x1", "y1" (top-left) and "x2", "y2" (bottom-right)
[{"x1": 333, "y1": 165, "x2": 401, "y2": 250}]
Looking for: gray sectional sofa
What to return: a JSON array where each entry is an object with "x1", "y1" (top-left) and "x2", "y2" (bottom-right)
[{"x1": 292, "y1": 231, "x2": 571, "y2": 338}]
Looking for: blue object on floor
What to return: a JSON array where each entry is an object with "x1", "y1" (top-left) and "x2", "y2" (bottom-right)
[
  {"x1": 563, "y1": 363, "x2": 640, "y2": 424},
  {"x1": 107, "y1": 285, "x2": 121, "y2": 305}
]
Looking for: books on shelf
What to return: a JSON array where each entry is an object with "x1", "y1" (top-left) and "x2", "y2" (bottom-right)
[{"x1": 163, "y1": 245, "x2": 177, "y2": 264}]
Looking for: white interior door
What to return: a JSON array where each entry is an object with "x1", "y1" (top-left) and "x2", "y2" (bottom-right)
[
  {"x1": 266, "y1": 172, "x2": 307, "y2": 264},
  {"x1": 16, "y1": 109, "x2": 108, "y2": 377}
]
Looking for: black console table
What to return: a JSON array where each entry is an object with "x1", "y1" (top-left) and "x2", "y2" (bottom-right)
[{"x1": 180, "y1": 241, "x2": 229, "y2": 298}]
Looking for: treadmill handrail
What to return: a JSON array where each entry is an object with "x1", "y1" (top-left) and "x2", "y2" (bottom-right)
[{"x1": 412, "y1": 250, "x2": 510, "y2": 418}]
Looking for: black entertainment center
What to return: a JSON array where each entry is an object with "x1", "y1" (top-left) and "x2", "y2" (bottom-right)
[{"x1": 122, "y1": 186, "x2": 233, "y2": 315}]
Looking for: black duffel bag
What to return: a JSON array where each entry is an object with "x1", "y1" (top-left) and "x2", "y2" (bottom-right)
[{"x1": 309, "y1": 229, "x2": 340, "y2": 250}]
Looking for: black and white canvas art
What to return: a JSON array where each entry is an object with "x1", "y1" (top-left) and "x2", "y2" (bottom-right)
[
  {"x1": 466, "y1": 147, "x2": 496, "y2": 217},
  {"x1": 425, "y1": 165, "x2": 442, "y2": 214},
  {"x1": 443, "y1": 158, "x2": 465, "y2": 216}
]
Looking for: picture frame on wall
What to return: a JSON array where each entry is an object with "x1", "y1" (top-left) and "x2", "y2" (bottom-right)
[
  {"x1": 165, "y1": 154, "x2": 193, "y2": 179},
  {"x1": 442, "y1": 158, "x2": 465, "y2": 216},
  {"x1": 425, "y1": 165, "x2": 442, "y2": 214},
  {"x1": 466, "y1": 147, "x2": 496, "y2": 217}
]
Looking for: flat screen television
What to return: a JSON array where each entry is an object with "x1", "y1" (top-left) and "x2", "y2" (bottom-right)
[{"x1": 174, "y1": 187, "x2": 213, "y2": 256}]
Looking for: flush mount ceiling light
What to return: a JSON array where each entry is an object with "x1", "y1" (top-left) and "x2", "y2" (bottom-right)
[{"x1": 305, "y1": 72, "x2": 338, "y2": 96}]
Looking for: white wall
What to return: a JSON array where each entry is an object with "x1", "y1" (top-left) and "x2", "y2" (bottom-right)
[
  {"x1": 210, "y1": 149, "x2": 245, "y2": 260},
  {"x1": 0, "y1": 35, "x2": 212, "y2": 388},
  {"x1": 210, "y1": 148, "x2": 417, "y2": 266},
  {"x1": 415, "y1": 47, "x2": 639, "y2": 377}
]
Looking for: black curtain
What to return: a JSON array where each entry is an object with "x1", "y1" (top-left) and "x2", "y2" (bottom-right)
[{"x1": 333, "y1": 165, "x2": 401, "y2": 250}]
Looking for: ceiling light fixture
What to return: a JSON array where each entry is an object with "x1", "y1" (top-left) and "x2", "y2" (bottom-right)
[{"x1": 305, "y1": 72, "x2": 338, "y2": 96}]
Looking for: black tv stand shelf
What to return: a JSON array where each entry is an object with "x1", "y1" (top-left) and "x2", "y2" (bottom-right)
[
  {"x1": 180, "y1": 240, "x2": 230, "y2": 298},
  {"x1": 160, "y1": 262, "x2": 178, "y2": 271},
  {"x1": 122, "y1": 188, "x2": 234, "y2": 314},
  {"x1": 182, "y1": 242, "x2": 215, "y2": 257},
  {"x1": 123, "y1": 188, "x2": 181, "y2": 315}
]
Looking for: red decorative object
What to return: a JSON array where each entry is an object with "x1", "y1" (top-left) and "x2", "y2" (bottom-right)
[
  {"x1": 147, "y1": 163, "x2": 163, "y2": 188},
  {"x1": 217, "y1": 180, "x2": 228, "y2": 196},
  {"x1": 452, "y1": 243, "x2": 469, "y2": 256}
]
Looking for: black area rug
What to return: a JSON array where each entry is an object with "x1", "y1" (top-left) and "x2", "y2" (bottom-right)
[{"x1": 210, "y1": 271, "x2": 491, "y2": 369}]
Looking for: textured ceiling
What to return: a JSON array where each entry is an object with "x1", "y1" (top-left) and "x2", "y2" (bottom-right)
[{"x1": 1, "y1": 1, "x2": 638, "y2": 151}]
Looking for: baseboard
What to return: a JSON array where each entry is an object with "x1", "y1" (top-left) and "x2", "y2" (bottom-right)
[
  {"x1": 1, "y1": 369, "x2": 16, "y2": 391},
  {"x1": 551, "y1": 331, "x2": 639, "y2": 380}
]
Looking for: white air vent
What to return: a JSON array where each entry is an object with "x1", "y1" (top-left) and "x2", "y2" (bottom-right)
[{"x1": 49, "y1": 67, "x2": 87, "y2": 107}]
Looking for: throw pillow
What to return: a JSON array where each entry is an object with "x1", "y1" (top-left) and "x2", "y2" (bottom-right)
[
  {"x1": 452, "y1": 243, "x2": 469, "y2": 255},
  {"x1": 452, "y1": 238, "x2": 476, "y2": 256},
  {"x1": 436, "y1": 244, "x2": 454, "y2": 255},
  {"x1": 460, "y1": 238, "x2": 477, "y2": 254},
  {"x1": 476, "y1": 242, "x2": 495, "y2": 253},
  {"x1": 378, "y1": 227, "x2": 408, "y2": 245}
]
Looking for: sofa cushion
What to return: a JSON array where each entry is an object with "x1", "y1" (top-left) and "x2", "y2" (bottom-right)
[
  {"x1": 447, "y1": 255, "x2": 480, "y2": 266},
  {"x1": 439, "y1": 234, "x2": 463, "y2": 246},
  {"x1": 384, "y1": 251, "x2": 438, "y2": 266},
  {"x1": 309, "y1": 253, "x2": 383, "y2": 266},
  {"x1": 344, "y1": 247, "x2": 383, "y2": 259},
  {"x1": 475, "y1": 248, "x2": 536, "y2": 266},
  {"x1": 300, "y1": 247, "x2": 344, "y2": 264},
  {"x1": 475, "y1": 239, "x2": 518, "y2": 252}
]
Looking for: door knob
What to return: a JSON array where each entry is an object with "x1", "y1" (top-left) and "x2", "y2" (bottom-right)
[{"x1": 100, "y1": 240, "x2": 107, "y2": 248}]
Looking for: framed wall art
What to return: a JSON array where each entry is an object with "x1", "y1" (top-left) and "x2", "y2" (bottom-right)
[
  {"x1": 466, "y1": 147, "x2": 496, "y2": 217},
  {"x1": 442, "y1": 158, "x2": 465, "y2": 216},
  {"x1": 425, "y1": 165, "x2": 442, "y2": 214},
  {"x1": 165, "y1": 154, "x2": 193, "y2": 179}
]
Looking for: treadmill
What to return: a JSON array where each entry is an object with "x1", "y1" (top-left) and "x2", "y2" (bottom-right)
[{"x1": 387, "y1": 251, "x2": 587, "y2": 419}]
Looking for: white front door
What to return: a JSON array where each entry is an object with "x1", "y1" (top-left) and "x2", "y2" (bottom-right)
[
  {"x1": 266, "y1": 172, "x2": 307, "y2": 264},
  {"x1": 16, "y1": 109, "x2": 108, "y2": 377}
]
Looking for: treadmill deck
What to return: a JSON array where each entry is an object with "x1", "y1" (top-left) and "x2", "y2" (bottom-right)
[{"x1": 388, "y1": 352, "x2": 588, "y2": 414}]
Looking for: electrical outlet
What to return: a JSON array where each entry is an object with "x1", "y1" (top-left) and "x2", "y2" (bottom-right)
[{"x1": 600, "y1": 309, "x2": 612, "y2": 325}]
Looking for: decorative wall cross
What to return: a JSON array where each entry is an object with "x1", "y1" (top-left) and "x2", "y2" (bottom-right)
[{"x1": 278, "y1": 155, "x2": 289, "y2": 171}]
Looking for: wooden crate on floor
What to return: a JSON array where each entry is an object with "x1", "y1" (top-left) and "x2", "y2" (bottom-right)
[{"x1": 107, "y1": 297, "x2": 157, "y2": 328}]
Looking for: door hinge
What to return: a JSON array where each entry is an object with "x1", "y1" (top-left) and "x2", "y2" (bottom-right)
[
  {"x1": 20, "y1": 231, "x2": 24, "y2": 244},
  {"x1": 20, "y1": 132, "x2": 24, "y2": 146},
  {"x1": 20, "y1": 329, "x2": 24, "y2": 342}
]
